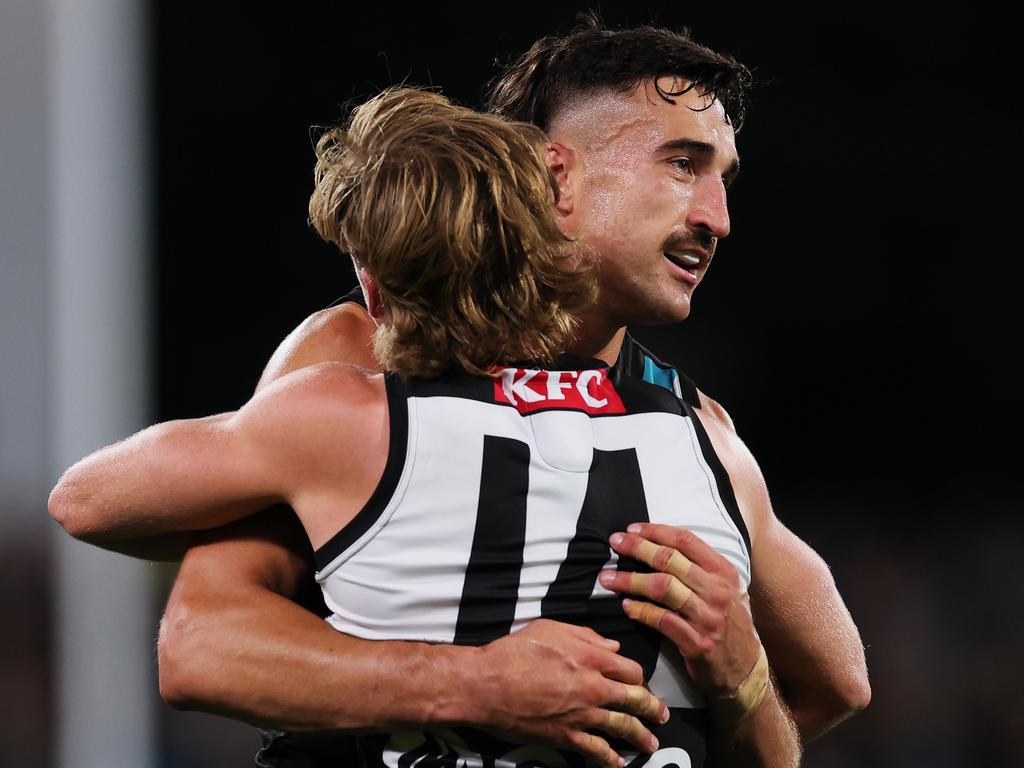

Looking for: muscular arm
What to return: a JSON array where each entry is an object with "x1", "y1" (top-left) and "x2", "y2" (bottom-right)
[
  {"x1": 47, "y1": 359, "x2": 385, "y2": 554},
  {"x1": 749, "y1": 517, "x2": 870, "y2": 739},
  {"x1": 161, "y1": 509, "x2": 661, "y2": 745},
  {"x1": 157, "y1": 303, "x2": 666, "y2": 767},
  {"x1": 47, "y1": 305, "x2": 381, "y2": 561},
  {"x1": 159, "y1": 506, "x2": 493, "y2": 732},
  {"x1": 48, "y1": 412, "x2": 286, "y2": 542},
  {"x1": 694, "y1": 396, "x2": 869, "y2": 739}
]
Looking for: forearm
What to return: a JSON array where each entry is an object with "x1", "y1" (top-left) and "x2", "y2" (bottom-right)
[
  {"x1": 159, "y1": 572, "x2": 482, "y2": 731},
  {"x1": 709, "y1": 675, "x2": 801, "y2": 768},
  {"x1": 760, "y1": 625, "x2": 867, "y2": 743},
  {"x1": 752, "y1": 528, "x2": 870, "y2": 742},
  {"x1": 768, "y1": 599, "x2": 869, "y2": 743}
]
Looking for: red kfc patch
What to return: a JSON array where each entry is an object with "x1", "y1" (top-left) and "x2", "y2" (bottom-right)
[{"x1": 493, "y1": 367, "x2": 626, "y2": 415}]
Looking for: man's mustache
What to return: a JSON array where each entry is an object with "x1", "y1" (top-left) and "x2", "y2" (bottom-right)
[{"x1": 661, "y1": 231, "x2": 716, "y2": 256}]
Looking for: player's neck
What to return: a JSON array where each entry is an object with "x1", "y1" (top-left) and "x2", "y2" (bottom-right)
[{"x1": 567, "y1": 317, "x2": 626, "y2": 367}]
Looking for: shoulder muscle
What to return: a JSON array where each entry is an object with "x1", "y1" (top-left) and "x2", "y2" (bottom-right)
[
  {"x1": 257, "y1": 303, "x2": 378, "y2": 392},
  {"x1": 240, "y1": 363, "x2": 390, "y2": 547}
]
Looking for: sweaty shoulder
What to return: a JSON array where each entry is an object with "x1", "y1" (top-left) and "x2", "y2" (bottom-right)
[
  {"x1": 697, "y1": 389, "x2": 737, "y2": 434},
  {"x1": 244, "y1": 363, "x2": 386, "y2": 468},
  {"x1": 257, "y1": 362, "x2": 385, "y2": 424},
  {"x1": 257, "y1": 302, "x2": 378, "y2": 391}
]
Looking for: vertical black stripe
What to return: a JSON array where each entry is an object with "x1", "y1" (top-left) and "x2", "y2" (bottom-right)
[
  {"x1": 453, "y1": 436, "x2": 531, "y2": 646},
  {"x1": 683, "y1": 400, "x2": 752, "y2": 557},
  {"x1": 541, "y1": 448, "x2": 662, "y2": 680}
]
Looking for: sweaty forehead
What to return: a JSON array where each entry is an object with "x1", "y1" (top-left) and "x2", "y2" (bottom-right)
[{"x1": 549, "y1": 78, "x2": 735, "y2": 157}]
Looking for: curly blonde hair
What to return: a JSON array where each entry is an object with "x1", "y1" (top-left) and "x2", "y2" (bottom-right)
[{"x1": 308, "y1": 88, "x2": 596, "y2": 378}]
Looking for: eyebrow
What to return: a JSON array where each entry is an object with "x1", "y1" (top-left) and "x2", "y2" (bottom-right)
[{"x1": 657, "y1": 138, "x2": 741, "y2": 186}]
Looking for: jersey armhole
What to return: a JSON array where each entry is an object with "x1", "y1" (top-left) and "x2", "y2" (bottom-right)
[
  {"x1": 681, "y1": 398, "x2": 752, "y2": 561},
  {"x1": 313, "y1": 374, "x2": 410, "y2": 574}
]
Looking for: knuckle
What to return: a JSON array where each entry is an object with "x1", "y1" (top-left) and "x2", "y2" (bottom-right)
[
  {"x1": 548, "y1": 724, "x2": 571, "y2": 744},
  {"x1": 652, "y1": 545, "x2": 673, "y2": 571},
  {"x1": 642, "y1": 692, "x2": 659, "y2": 717},
  {"x1": 636, "y1": 688, "x2": 653, "y2": 714},
  {"x1": 651, "y1": 698, "x2": 666, "y2": 720},
  {"x1": 585, "y1": 675, "x2": 608, "y2": 699},
  {"x1": 567, "y1": 730, "x2": 588, "y2": 750},
  {"x1": 723, "y1": 568, "x2": 741, "y2": 589},
  {"x1": 618, "y1": 661, "x2": 643, "y2": 686},
  {"x1": 706, "y1": 608, "x2": 725, "y2": 631},
  {"x1": 621, "y1": 714, "x2": 636, "y2": 736},
  {"x1": 649, "y1": 573, "x2": 671, "y2": 600},
  {"x1": 710, "y1": 584, "x2": 729, "y2": 606}
]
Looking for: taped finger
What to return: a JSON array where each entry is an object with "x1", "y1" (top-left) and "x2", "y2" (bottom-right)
[
  {"x1": 622, "y1": 684, "x2": 667, "y2": 723},
  {"x1": 623, "y1": 597, "x2": 670, "y2": 629},
  {"x1": 632, "y1": 538, "x2": 694, "y2": 581},
  {"x1": 606, "y1": 711, "x2": 657, "y2": 752},
  {"x1": 622, "y1": 598, "x2": 705, "y2": 658},
  {"x1": 628, "y1": 572, "x2": 693, "y2": 612},
  {"x1": 662, "y1": 577, "x2": 692, "y2": 612},
  {"x1": 570, "y1": 731, "x2": 622, "y2": 768}
]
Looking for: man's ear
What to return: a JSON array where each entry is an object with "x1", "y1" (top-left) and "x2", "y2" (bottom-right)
[
  {"x1": 546, "y1": 141, "x2": 576, "y2": 216},
  {"x1": 358, "y1": 266, "x2": 384, "y2": 324}
]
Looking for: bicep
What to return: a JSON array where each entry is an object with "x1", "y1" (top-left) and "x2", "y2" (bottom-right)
[
  {"x1": 750, "y1": 516, "x2": 865, "y2": 695},
  {"x1": 122, "y1": 413, "x2": 288, "y2": 530},
  {"x1": 49, "y1": 412, "x2": 287, "y2": 543}
]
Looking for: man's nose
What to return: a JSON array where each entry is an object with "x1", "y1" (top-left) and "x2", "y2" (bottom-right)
[{"x1": 686, "y1": 177, "x2": 731, "y2": 239}]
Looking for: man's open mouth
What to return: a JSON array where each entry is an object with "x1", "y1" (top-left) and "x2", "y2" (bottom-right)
[{"x1": 664, "y1": 252, "x2": 701, "y2": 270}]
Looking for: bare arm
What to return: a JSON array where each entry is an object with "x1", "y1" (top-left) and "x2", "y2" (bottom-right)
[
  {"x1": 45, "y1": 304, "x2": 381, "y2": 562},
  {"x1": 47, "y1": 413, "x2": 284, "y2": 544},
  {"x1": 749, "y1": 517, "x2": 870, "y2": 740},
  {"x1": 159, "y1": 506, "x2": 497, "y2": 732},
  {"x1": 699, "y1": 395, "x2": 870, "y2": 740},
  {"x1": 157, "y1": 303, "x2": 667, "y2": 767}
]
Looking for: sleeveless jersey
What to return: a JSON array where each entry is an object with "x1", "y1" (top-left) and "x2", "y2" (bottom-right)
[
  {"x1": 258, "y1": 286, "x2": 751, "y2": 768},
  {"x1": 313, "y1": 358, "x2": 750, "y2": 768}
]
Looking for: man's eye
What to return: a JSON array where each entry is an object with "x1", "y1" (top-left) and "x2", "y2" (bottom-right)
[{"x1": 671, "y1": 158, "x2": 693, "y2": 174}]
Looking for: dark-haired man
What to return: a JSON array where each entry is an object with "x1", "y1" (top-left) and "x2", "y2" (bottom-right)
[{"x1": 153, "y1": 21, "x2": 867, "y2": 768}]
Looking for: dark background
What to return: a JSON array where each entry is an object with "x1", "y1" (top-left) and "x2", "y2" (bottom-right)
[{"x1": 153, "y1": 2, "x2": 1020, "y2": 765}]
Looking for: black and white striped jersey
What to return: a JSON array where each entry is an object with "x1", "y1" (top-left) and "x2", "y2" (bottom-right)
[{"x1": 313, "y1": 357, "x2": 750, "y2": 768}]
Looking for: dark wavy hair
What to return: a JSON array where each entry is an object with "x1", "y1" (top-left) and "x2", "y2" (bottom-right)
[{"x1": 486, "y1": 13, "x2": 752, "y2": 133}]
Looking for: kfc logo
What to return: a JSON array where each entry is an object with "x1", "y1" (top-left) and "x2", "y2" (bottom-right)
[{"x1": 494, "y1": 368, "x2": 626, "y2": 414}]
